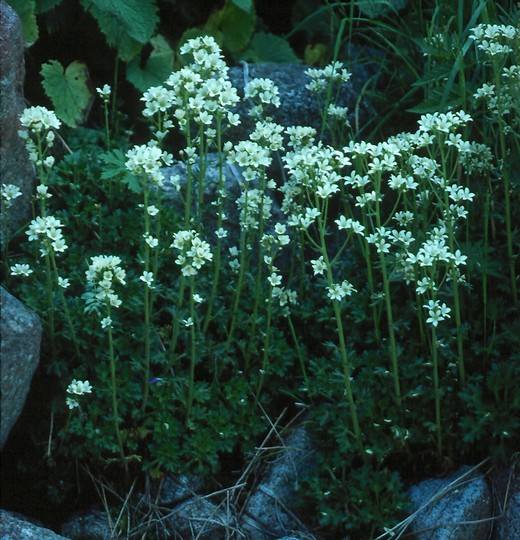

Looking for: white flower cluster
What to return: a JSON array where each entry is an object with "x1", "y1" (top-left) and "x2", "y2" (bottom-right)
[
  {"x1": 171, "y1": 230, "x2": 213, "y2": 276},
  {"x1": 26, "y1": 215, "x2": 68, "y2": 256},
  {"x1": 141, "y1": 36, "x2": 240, "y2": 135},
  {"x1": 470, "y1": 23, "x2": 518, "y2": 56},
  {"x1": 18, "y1": 106, "x2": 60, "y2": 168},
  {"x1": 125, "y1": 144, "x2": 173, "y2": 186},
  {"x1": 66, "y1": 379, "x2": 93, "y2": 410},
  {"x1": 1, "y1": 184, "x2": 22, "y2": 209},
  {"x1": 85, "y1": 255, "x2": 126, "y2": 313},
  {"x1": 236, "y1": 188, "x2": 272, "y2": 230},
  {"x1": 305, "y1": 61, "x2": 351, "y2": 93},
  {"x1": 470, "y1": 25, "x2": 519, "y2": 133},
  {"x1": 244, "y1": 77, "x2": 281, "y2": 117}
]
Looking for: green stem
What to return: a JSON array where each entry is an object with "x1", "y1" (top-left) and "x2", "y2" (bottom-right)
[
  {"x1": 255, "y1": 284, "x2": 273, "y2": 399},
  {"x1": 379, "y1": 251, "x2": 402, "y2": 407},
  {"x1": 186, "y1": 276, "x2": 196, "y2": 423},
  {"x1": 107, "y1": 309, "x2": 127, "y2": 473},
  {"x1": 431, "y1": 325, "x2": 443, "y2": 456}
]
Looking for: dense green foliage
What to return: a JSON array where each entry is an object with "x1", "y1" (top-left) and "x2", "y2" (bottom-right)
[{"x1": 2, "y1": 1, "x2": 519, "y2": 538}]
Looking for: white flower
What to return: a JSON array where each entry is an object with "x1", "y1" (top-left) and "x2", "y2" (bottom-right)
[
  {"x1": 147, "y1": 205, "x2": 159, "y2": 216},
  {"x1": 96, "y1": 84, "x2": 111, "y2": 101},
  {"x1": 66, "y1": 397, "x2": 79, "y2": 410},
  {"x1": 311, "y1": 256, "x2": 326, "y2": 276},
  {"x1": 57, "y1": 277, "x2": 70, "y2": 289},
  {"x1": 193, "y1": 294, "x2": 204, "y2": 303},
  {"x1": 1, "y1": 184, "x2": 22, "y2": 207},
  {"x1": 215, "y1": 227, "x2": 228, "y2": 239},
  {"x1": 140, "y1": 271, "x2": 154, "y2": 287},
  {"x1": 183, "y1": 317, "x2": 194, "y2": 327},
  {"x1": 144, "y1": 234, "x2": 159, "y2": 248},
  {"x1": 10, "y1": 263, "x2": 33, "y2": 276},
  {"x1": 101, "y1": 316, "x2": 112, "y2": 329},
  {"x1": 67, "y1": 379, "x2": 93, "y2": 395},
  {"x1": 268, "y1": 272, "x2": 282, "y2": 287}
]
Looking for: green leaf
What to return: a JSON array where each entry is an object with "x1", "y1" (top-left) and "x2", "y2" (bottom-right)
[
  {"x1": 356, "y1": 0, "x2": 407, "y2": 18},
  {"x1": 40, "y1": 60, "x2": 93, "y2": 127},
  {"x1": 100, "y1": 150, "x2": 142, "y2": 193},
  {"x1": 6, "y1": 0, "x2": 38, "y2": 46},
  {"x1": 206, "y1": 0, "x2": 255, "y2": 54},
  {"x1": 241, "y1": 32, "x2": 301, "y2": 64},
  {"x1": 126, "y1": 35, "x2": 174, "y2": 91},
  {"x1": 81, "y1": 0, "x2": 158, "y2": 61}
]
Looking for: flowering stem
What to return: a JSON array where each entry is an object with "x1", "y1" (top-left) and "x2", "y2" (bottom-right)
[
  {"x1": 44, "y1": 250, "x2": 56, "y2": 359},
  {"x1": 49, "y1": 250, "x2": 80, "y2": 358},
  {"x1": 141, "y1": 186, "x2": 152, "y2": 412},
  {"x1": 107, "y1": 308, "x2": 127, "y2": 473},
  {"x1": 379, "y1": 251, "x2": 402, "y2": 407},
  {"x1": 186, "y1": 276, "x2": 196, "y2": 423},
  {"x1": 430, "y1": 325, "x2": 443, "y2": 456},
  {"x1": 287, "y1": 313, "x2": 308, "y2": 390},
  {"x1": 203, "y1": 120, "x2": 224, "y2": 334},
  {"x1": 255, "y1": 283, "x2": 273, "y2": 398}
]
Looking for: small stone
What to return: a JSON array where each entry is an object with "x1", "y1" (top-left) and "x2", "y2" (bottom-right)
[
  {"x1": 0, "y1": 509, "x2": 70, "y2": 540},
  {"x1": 408, "y1": 464, "x2": 492, "y2": 540}
]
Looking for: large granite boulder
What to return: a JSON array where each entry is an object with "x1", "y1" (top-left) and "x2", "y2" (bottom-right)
[
  {"x1": 0, "y1": 509, "x2": 69, "y2": 540},
  {"x1": 227, "y1": 62, "x2": 373, "y2": 144},
  {"x1": 0, "y1": 0, "x2": 34, "y2": 251},
  {"x1": 0, "y1": 287, "x2": 42, "y2": 449},
  {"x1": 493, "y1": 465, "x2": 520, "y2": 540}
]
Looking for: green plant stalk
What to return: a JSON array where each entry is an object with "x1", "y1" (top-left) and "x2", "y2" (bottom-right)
[
  {"x1": 196, "y1": 130, "x2": 207, "y2": 231},
  {"x1": 317, "y1": 209, "x2": 364, "y2": 453},
  {"x1": 255, "y1": 283, "x2": 273, "y2": 398},
  {"x1": 186, "y1": 276, "x2": 196, "y2": 423},
  {"x1": 169, "y1": 117, "x2": 194, "y2": 358},
  {"x1": 245, "y1": 174, "x2": 267, "y2": 372},
  {"x1": 107, "y1": 306, "x2": 127, "y2": 473},
  {"x1": 430, "y1": 324, "x2": 443, "y2": 456},
  {"x1": 224, "y1": 191, "x2": 251, "y2": 354},
  {"x1": 379, "y1": 251, "x2": 402, "y2": 407},
  {"x1": 439, "y1": 143, "x2": 466, "y2": 387},
  {"x1": 44, "y1": 249, "x2": 56, "y2": 360},
  {"x1": 48, "y1": 249, "x2": 80, "y2": 358},
  {"x1": 203, "y1": 119, "x2": 224, "y2": 334},
  {"x1": 141, "y1": 185, "x2": 152, "y2": 412},
  {"x1": 287, "y1": 313, "x2": 308, "y2": 390},
  {"x1": 482, "y1": 192, "x2": 489, "y2": 352},
  {"x1": 319, "y1": 17, "x2": 347, "y2": 141},
  {"x1": 373, "y1": 172, "x2": 402, "y2": 406}
]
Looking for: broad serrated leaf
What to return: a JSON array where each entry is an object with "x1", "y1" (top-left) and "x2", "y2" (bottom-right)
[
  {"x1": 81, "y1": 0, "x2": 158, "y2": 61},
  {"x1": 241, "y1": 32, "x2": 301, "y2": 64},
  {"x1": 86, "y1": 0, "x2": 157, "y2": 43},
  {"x1": 7, "y1": 0, "x2": 38, "y2": 46},
  {"x1": 357, "y1": 0, "x2": 407, "y2": 18},
  {"x1": 126, "y1": 35, "x2": 174, "y2": 91},
  {"x1": 100, "y1": 150, "x2": 142, "y2": 193},
  {"x1": 40, "y1": 60, "x2": 92, "y2": 127}
]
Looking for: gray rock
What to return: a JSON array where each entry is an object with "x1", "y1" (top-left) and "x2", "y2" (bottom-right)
[
  {"x1": 227, "y1": 62, "x2": 372, "y2": 144},
  {"x1": 0, "y1": 286, "x2": 42, "y2": 449},
  {"x1": 494, "y1": 465, "x2": 520, "y2": 540},
  {"x1": 61, "y1": 508, "x2": 110, "y2": 540},
  {"x1": 408, "y1": 464, "x2": 492, "y2": 540},
  {"x1": 154, "y1": 474, "x2": 205, "y2": 506},
  {"x1": 163, "y1": 496, "x2": 235, "y2": 540},
  {"x1": 0, "y1": 509, "x2": 69, "y2": 540},
  {"x1": 0, "y1": 0, "x2": 35, "y2": 251},
  {"x1": 242, "y1": 424, "x2": 316, "y2": 540}
]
